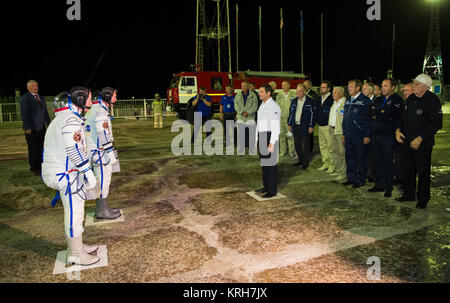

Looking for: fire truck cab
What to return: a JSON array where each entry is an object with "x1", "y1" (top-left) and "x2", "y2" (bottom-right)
[
  {"x1": 167, "y1": 70, "x2": 307, "y2": 119},
  {"x1": 167, "y1": 71, "x2": 231, "y2": 118}
]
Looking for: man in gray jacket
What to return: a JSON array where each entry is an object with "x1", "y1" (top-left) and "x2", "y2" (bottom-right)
[
  {"x1": 328, "y1": 87, "x2": 347, "y2": 181},
  {"x1": 20, "y1": 80, "x2": 51, "y2": 175},
  {"x1": 234, "y1": 80, "x2": 258, "y2": 154}
]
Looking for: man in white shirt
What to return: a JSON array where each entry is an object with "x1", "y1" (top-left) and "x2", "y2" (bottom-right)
[{"x1": 254, "y1": 84, "x2": 281, "y2": 198}]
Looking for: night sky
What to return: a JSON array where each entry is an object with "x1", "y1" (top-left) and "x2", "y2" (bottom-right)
[{"x1": 0, "y1": 0, "x2": 449, "y2": 99}]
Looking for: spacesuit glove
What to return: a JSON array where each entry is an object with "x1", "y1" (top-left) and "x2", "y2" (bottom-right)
[
  {"x1": 84, "y1": 169, "x2": 97, "y2": 190},
  {"x1": 108, "y1": 150, "x2": 118, "y2": 165}
]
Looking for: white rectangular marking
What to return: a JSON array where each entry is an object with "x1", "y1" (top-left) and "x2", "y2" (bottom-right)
[{"x1": 52, "y1": 245, "x2": 108, "y2": 275}]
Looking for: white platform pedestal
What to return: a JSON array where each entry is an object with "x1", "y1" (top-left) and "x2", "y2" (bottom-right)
[
  {"x1": 52, "y1": 245, "x2": 108, "y2": 275},
  {"x1": 85, "y1": 210, "x2": 125, "y2": 226},
  {"x1": 246, "y1": 191, "x2": 287, "y2": 201}
]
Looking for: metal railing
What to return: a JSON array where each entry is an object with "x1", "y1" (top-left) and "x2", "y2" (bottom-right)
[{"x1": 0, "y1": 98, "x2": 175, "y2": 123}]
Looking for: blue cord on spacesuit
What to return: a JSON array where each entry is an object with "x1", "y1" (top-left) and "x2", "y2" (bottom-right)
[{"x1": 68, "y1": 95, "x2": 84, "y2": 120}]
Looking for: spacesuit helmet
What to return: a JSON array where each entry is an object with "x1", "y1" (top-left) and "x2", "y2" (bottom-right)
[
  {"x1": 100, "y1": 87, "x2": 117, "y2": 105},
  {"x1": 53, "y1": 91, "x2": 69, "y2": 110},
  {"x1": 69, "y1": 86, "x2": 91, "y2": 109}
]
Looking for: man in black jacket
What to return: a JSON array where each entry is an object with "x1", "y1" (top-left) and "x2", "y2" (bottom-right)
[
  {"x1": 395, "y1": 74, "x2": 443, "y2": 209},
  {"x1": 367, "y1": 78, "x2": 404, "y2": 197},
  {"x1": 20, "y1": 80, "x2": 51, "y2": 175},
  {"x1": 304, "y1": 80, "x2": 319, "y2": 152}
]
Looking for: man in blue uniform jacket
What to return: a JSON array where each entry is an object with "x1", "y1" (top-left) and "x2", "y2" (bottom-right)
[
  {"x1": 342, "y1": 79, "x2": 372, "y2": 188},
  {"x1": 288, "y1": 84, "x2": 318, "y2": 169}
]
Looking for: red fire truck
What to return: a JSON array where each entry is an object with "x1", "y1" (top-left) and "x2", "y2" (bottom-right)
[{"x1": 166, "y1": 69, "x2": 307, "y2": 118}]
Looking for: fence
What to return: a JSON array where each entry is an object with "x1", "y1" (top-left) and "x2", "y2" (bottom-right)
[{"x1": 0, "y1": 98, "x2": 175, "y2": 123}]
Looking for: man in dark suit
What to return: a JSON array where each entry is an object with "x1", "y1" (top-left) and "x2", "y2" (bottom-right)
[
  {"x1": 304, "y1": 79, "x2": 319, "y2": 152},
  {"x1": 288, "y1": 84, "x2": 318, "y2": 169},
  {"x1": 20, "y1": 80, "x2": 51, "y2": 175}
]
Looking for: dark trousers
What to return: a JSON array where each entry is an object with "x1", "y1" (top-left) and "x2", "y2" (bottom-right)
[
  {"x1": 25, "y1": 130, "x2": 45, "y2": 172},
  {"x1": 309, "y1": 133, "x2": 314, "y2": 152},
  {"x1": 293, "y1": 125, "x2": 311, "y2": 166},
  {"x1": 258, "y1": 131, "x2": 278, "y2": 195},
  {"x1": 192, "y1": 115, "x2": 211, "y2": 143},
  {"x1": 370, "y1": 134, "x2": 395, "y2": 191},
  {"x1": 262, "y1": 165, "x2": 278, "y2": 195},
  {"x1": 399, "y1": 140, "x2": 433, "y2": 204},
  {"x1": 394, "y1": 143, "x2": 403, "y2": 183},
  {"x1": 345, "y1": 135, "x2": 367, "y2": 185},
  {"x1": 223, "y1": 113, "x2": 237, "y2": 146},
  {"x1": 366, "y1": 143, "x2": 375, "y2": 179}
]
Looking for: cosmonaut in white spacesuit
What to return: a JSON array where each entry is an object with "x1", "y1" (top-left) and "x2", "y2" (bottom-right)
[
  {"x1": 85, "y1": 87, "x2": 121, "y2": 220},
  {"x1": 42, "y1": 87, "x2": 100, "y2": 266}
]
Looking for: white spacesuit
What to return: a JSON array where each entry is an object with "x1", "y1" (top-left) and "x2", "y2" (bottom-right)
[
  {"x1": 42, "y1": 87, "x2": 100, "y2": 266},
  {"x1": 85, "y1": 87, "x2": 121, "y2": 220}
]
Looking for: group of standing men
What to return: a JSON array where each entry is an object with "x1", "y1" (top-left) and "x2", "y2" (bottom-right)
[
  {"x1": 211, "y1": 73, "x2": 443, "y2": 209},
  {"x1": 279, "y1": 74, "x2": 442, "y2": 210},
  {"x1": 21, "y1": 82, "x2": 121, "y2": 266}
]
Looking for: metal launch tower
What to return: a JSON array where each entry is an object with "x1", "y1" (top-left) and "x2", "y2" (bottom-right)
[
  {"x1": 195, "y1": 0, "x2": 232, "y2": 72},
  {"x1": 422, "y1": 0, "x2": 443, "y2": 83}
]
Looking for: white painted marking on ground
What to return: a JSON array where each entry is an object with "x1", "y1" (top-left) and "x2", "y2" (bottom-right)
[{"x1": 246, "y1": 191, "x2": 287, "y2": 201}]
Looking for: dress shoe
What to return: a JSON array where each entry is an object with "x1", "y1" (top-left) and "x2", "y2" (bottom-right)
[
  {"x1": 255, "y1": 188, "x2": 268, "y2": 194},
  {"x1": 395, "y1": 196, "x2": 415, "y2": 202},
  {"x1": 367, "y1": 177, "x2": 375, "y2": 183},
  {"x1": 342, "y1": 181, "x2": 353, "y2": 186},
  {"x1": 352, "y1": 183, "x2": 362, "y2": 188},
  {"x1": 384, "y1": 190, "x2": 392, "y2": 198},
  {"x1": 302, "y1": 164, "x2": 308, "y2": 169},
  {"x1": 262, "y1": 192, "x2": 276, "y2": 198},
  {"x1": 368, "y1": 187, "x2": 384, "y2": 193},
  {"x1": 416, "y1": 203, "x2": 427, "y2": 209},
  {"x1": 293, "y1": 162, "x2": 302, "y2": 167}
]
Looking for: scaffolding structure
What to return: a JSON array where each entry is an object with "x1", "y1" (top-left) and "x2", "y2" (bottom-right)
[{"x1": 422, "y1": 1, "x2": 444, "y2": 83}]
